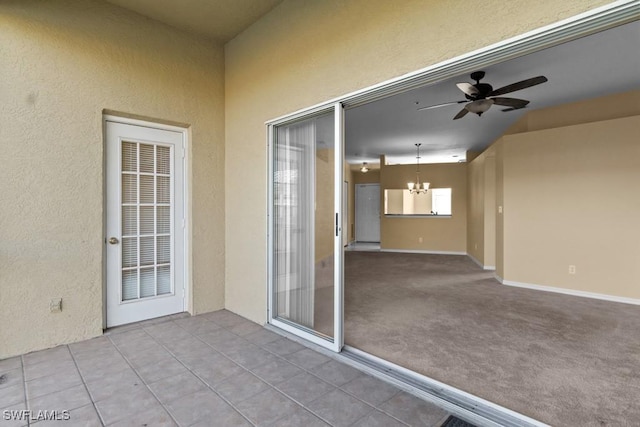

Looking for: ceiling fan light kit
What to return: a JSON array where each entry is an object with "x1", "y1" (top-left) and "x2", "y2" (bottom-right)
[{"x1": 418, "y1": 71, "x2": 548, "y2": 119}]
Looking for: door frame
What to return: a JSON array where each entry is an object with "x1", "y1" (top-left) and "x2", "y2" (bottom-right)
[
  {"x1": 266, "y1": 103, "x2": 344, "y2": 352},
  {"x1": 102, "y1": 114, "x2": 191, "y2": 328},
  {"x1": 355, "y1": 183, "x2": 380, "y2": 243}
]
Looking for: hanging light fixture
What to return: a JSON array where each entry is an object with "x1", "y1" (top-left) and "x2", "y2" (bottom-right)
[
  {"x1": 407, "y1": 143, "x2": 430, "y2": 194},
  {"x1": 360, "y1": 162, "x2": 369, "y2": 173}
]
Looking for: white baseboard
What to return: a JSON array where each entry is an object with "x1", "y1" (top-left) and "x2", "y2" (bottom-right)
[
  {"x1": 381, "y1": 249, "x2": 467, "y2": 256},
  {"x1": 467, "y1": 254, "x2": 496, "y2": 271},
  {"x1": 502, "y1": 279, "x2": 640, "y2": 306}
]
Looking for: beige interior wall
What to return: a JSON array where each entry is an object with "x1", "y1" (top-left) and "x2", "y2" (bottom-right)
[
  {"x1": 467, "y1": 155, "x2": 485, "y2": 263},
  {"x1": 483, "y1": 155, "x2": 497, "y2": 268},
  {"x1": 467, "y1": 149, "x2": 497, "y2": 268},
  {"x1": 380, "y1": 163, "x2": 467, "y2": 252},
  {"x1": 0, "y1": 0, "x2": 225, "y2": 358},
  {"x1": 503, "y1": 90, "x2": 640, "y2": 135},
  {"x1": 224, "y1": 0, "x2": 610, "y2": 323},
  {"x1": 503, "y1": 115, "x2": 640, "y2": 299},
  {"x1": 495, "y1": 141, "x2": 506, "y2": 279},
  {"x1": 315, "y1": 148, "x2": 335, "y2": 261}
]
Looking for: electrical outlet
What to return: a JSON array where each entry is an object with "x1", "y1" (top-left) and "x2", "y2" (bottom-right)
[
  {"x1": 568, "y1": 265, "x2": 576, "y2": 275},
  {"x1": 474, "y1": 243, "x2": 478, "y2": 250},
  {"x1": 498, "y1": 206, "x2": 503, "y2": 214},
  {"x1": 50, "y1": 298, "x2": 62, "y2": 312},
  {"x1": 418, "y1": 237, "x2": 423, "y2": 243}
]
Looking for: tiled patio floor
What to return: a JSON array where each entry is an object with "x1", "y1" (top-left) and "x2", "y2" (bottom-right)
[{"x1": 0, "y1": 310, "x2": 452, "y2": 426}]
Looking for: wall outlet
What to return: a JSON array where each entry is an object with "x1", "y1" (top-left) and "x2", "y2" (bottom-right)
[
  {"x1": 474, "y1": 243, "x2": 478, "y2": 250},
  {"x1": 418, "y1": 237, "x2": 423, "y2": 243},
  {"x1": 498, "y1": 206, "x2": 503, "y2": 214},
  {"x1": 50, "y1": 298, "x2": 62, "y2": 312},
  {"x1": 568, "y1": 265, "x2": 576, "y2": 275}
]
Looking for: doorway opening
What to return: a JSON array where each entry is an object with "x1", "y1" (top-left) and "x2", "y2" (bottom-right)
[{"x1": 267, "y1": 5, "x2": 639, "y2": 425}]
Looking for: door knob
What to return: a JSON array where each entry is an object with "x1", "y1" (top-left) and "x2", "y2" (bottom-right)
[{"x1": 108, "y1": 237, "x2": 119, "y2": 245}]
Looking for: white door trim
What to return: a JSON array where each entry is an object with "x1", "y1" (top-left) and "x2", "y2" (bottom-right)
[{"x1": 103, "y1": 115, "x2": 191, "y2": 327}]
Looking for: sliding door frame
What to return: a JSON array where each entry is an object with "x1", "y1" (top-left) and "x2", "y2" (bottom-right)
[
  {"x1": 266, "y1": 1, "x2": 637, "y2": 354},
  {"x1": 267, "y1": 102, "x2": 344, "y2": 352}
]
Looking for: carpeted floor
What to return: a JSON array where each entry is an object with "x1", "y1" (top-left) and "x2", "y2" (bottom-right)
[{"x1": 339, "y1": 251, "x2": 640, "y2": 426}]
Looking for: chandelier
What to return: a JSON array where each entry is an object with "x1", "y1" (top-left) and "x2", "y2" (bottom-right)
[{"x1": 407, "y1": 143, "x2": 430, "y2": 194}]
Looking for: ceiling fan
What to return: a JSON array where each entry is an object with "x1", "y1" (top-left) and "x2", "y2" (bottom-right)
[{"x1": 418, "y1": 71, "x2": 548, "y2": 119}]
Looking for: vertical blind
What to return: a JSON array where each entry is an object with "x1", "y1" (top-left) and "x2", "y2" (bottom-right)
[
  {"x1": 121, "y1": 141, "x2": 172, "y2": 301},
  {"x1": 274, "y1": 120, "x2": 316, "y2": 328}
]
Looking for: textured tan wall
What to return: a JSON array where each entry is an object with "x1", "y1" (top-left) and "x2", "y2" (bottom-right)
[
  {"x1": 316, "y1": 149, "x2": 335, "y2": 261},
  {"x1": 467, "y1": 149, "x2": 497, "y2": 267},
  {"x1": 0, "y1": 0, "x2": 225, "y2": 358},
  {"x1": 467, "y1": 156, "x2": 485, "y2": 262},
  {"x1": 225, "y1": 0, "x2": 611, "y2": 323},
  {"x1": 483, "y1": 155, "x2": 496, "y2": 268},
  {"x1": 503, "y1": 115, "x2": 640, "y2": 298},
  {"x1": 380, "y1": 163, "x2": 467, "y2": 252}
]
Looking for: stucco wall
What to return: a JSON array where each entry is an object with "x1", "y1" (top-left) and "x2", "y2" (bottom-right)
[
  {"x1": 224, "y1": 0, "x2": 611, "y2": 324},
  {"x1": 0, "y1": 0, "x2": 225, "y2": 358}
]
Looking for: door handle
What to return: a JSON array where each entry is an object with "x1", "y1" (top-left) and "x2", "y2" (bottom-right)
[{"x1": 108, "y1": 237, "x2": 119, "y2": 245}]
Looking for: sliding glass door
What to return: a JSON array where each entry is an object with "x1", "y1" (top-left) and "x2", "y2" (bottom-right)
[{"x1": 268, "y1": 104, "x2": 344, "y2": 352}]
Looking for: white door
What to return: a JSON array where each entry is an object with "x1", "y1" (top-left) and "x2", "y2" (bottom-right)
[
  {"x1": 105, "y1": 120, "x2": 185, "y2": 327},
  {"x1": 356, "y1": 184, "x2": 380, "y2": 242}
]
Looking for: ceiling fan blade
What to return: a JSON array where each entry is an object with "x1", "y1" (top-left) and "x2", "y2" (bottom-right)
[
  {"x1": 491, "y1": 97, "x2": 530, "y2": 108},
  {"x1": 456, "y1": 82, "x2": 479, "y2": 97},
  {"x1": 501, "y1": 107, "x2": 528, "y2": 112},
  {"x1": 417, "y1": 100, "x2": 467, "y2": 111},
  {"x1": 489, "y1": 76, "x2": 548, "y2": 96},
  {"x1": 453, "y1": 106, "x2": 469, "y2": 120}
]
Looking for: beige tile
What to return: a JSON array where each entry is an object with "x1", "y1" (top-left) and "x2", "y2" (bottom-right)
[
  {"x1": 276, "y1": 372, "x2": 335, "y2": 405},
  {"x1": 340, "y1": 375, "x2": 400, "y2": 406},
  {"x1": 0, "y1": 382, "x2": 24, "y2": 408},
  {"x1": 166, "y1": 389, "x2": 237, "y2": 426},
  {"x1": 309, "y1": 360, "x2": 363, "y2": 387},
  {"x1": 95, "y1": 385, "x2": 159, "y2": 425},
  {"x1": 85, "y1": 367, "x2": 142, "y2": 402},
  {"x1": 378, "y1": 392, "x2": 448, "y2": 427},
  {"x1": 251, "y1": 359, "x2": 302, "y2": 386},
  {"x1": 235, "y1": 388, "x2": 300, "y2": 427},
  {"x1": 29, "y1": 384, "x2": 91, "y2": 413},
  {"x1": 306, "y1": 389, "x2": 373, "y2": 427},
  {"x1": 148, "y1": 371, "x2": 207, "y2": 404},
  {"x1": 26, "y1": 369, "x2": 83, "y2": 399},
  {"x1": 214, "y1": 371, "x2": 271, "y2": 404}
]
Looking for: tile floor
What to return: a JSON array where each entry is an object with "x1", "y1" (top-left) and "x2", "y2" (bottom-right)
[{"x1": 0, "y1": 310, "x2": 452, "y2": 426}]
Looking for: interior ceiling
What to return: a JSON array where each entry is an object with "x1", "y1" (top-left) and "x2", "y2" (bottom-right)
[
  {"x1": 346, "y1": 21, "x2": 640, "y2": 165},
  {"x1": 105, "y1": 0, "x2": 284, "y2": 43}
]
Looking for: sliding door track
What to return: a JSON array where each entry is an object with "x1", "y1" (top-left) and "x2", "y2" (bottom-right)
[{"x1": 341, "y1": 346, "x2": 547, "y2": 427}]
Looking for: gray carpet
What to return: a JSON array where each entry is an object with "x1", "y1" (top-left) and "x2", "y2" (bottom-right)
[{"x1": 340, "y1": 252, "x2": 640, "y2": 426}]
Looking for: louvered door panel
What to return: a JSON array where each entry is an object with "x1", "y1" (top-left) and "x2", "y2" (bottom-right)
[{"x1": 121, "y1": 141, "x2": 173, "y2": 302}]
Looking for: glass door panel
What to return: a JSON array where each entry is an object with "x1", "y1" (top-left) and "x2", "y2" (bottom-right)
[{"x1": 270, "y1": 107, "x2": 342, "y2": 350}]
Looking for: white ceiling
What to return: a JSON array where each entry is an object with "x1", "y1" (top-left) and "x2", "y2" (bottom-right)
[
  {"x1": 345, "y1": 21, "x2": 640, "y2": 165},
  {"x1": 105, "y1": 0, "x2": 283, "y2": 43}
]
